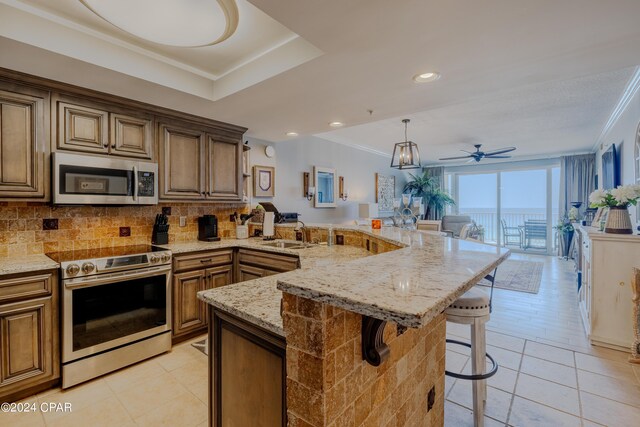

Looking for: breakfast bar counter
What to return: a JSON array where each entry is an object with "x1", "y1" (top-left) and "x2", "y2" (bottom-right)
[{"x1": 198, "y1": 225, "x2": 509, "y2": 427}]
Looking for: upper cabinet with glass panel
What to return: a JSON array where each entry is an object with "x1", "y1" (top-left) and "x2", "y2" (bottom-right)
[{"x1": 314, "y1": 166, "x2": 336, "y2": 208}]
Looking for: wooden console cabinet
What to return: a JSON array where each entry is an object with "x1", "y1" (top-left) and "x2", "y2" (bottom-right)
[
  {"x1": 0, "y1": 270, "x2": 59, "y2": 402},
  {"x1": 576, "y1": 226, "x2": 640, "y2": 350}
]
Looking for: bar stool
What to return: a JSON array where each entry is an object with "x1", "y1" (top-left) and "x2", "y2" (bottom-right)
[{"x1": 445, "y1": 267, "x2": 498, "y2": 427}]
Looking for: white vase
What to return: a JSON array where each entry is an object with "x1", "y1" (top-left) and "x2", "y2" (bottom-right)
[{"x1": 604, "y1": 206, "x2": 633, "y2": 234}]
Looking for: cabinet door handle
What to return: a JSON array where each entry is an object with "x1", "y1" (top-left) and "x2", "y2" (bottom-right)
[
  {"x1": 619, "y1": 281, "x2": 625, "y2": 287},
  {"x1": 200, "y1": 259, "x2": 213, "y2": 263}
]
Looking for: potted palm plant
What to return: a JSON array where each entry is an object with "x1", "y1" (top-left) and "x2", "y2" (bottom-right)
[{"x1": 403, "y1": 171, "x2": 455, "y2": 220}]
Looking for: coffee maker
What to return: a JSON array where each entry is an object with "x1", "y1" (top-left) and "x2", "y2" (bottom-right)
[{"x1": 198, "y1": 215, "x2": 220, "y2": 242}]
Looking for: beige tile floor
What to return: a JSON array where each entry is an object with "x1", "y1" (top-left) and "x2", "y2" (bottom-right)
[
  {"x1": 2, "y1": 253, "x2": 638, "y2": 426},
  {"x1": 445, "y1": 253, "x2": 640, "y2": 427}
]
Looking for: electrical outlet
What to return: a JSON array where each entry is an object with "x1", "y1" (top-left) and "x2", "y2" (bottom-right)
[
  {"x1": 179, "y1": 216, "x2": 187, "y2": 227},
  {"x1": 230, "y1": 213, "x2": 237, "y2": 222},
  {"x1": 42, "y1": 218, "x2": 58, "y2": 230},
  {"x1": 336, "y1": 234, "x2": 344, "y2": 245},
  {"x1": 119, "y1": 227, "x2": 131, "y2": 237},
  {"x1": 295, "y1": 231, "x2": 303, "y2": 241},
  {"x1": 427, "y1": 386, "x2": 436, "y2": 412},
  {"x1": 162, "y1": 206, "x2": 172, "y2": 215}
]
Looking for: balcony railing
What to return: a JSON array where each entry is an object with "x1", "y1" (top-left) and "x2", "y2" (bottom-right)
[{"x1": 457, "y1": 209, "x2": 560, "y2": 250}]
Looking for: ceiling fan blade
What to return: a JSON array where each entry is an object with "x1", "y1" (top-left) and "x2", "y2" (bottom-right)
[
  {"x1": 485, "y1": 155, "x2": 511, "y2": 159},
  {"x1": 438, "y1": 155, "x2": 473, "y2": 160},
  {"x1": 484, "y1": 147, "x2": 516, "y2": 156},
  {"x1": 466, "y1": 158, "x2": 476, "y2": 163},
  {"x1": 460, "y1": 150, "x2": 474, "y2": 154}
]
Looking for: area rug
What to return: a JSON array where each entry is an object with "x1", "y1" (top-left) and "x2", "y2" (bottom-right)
[
  {"x1": 477, "y1": 259, "x2": 543, "y2": 294},
  {"x1": 192, "y1": 339, "x2": 208, "y2": 356}
]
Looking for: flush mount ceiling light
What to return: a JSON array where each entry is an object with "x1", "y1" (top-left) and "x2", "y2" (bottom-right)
[
  {"x1": 286, "y1": 131, "x2": 299, "y2": 137},
  {"x1": 413, "y1": 72, "x2": 441, "y2": 83},
  {"x1": 390, "y1": 119, "x2": 422, "y2": 170},
  {"x1": 329, "y1": 121, "x2": 344, "y2": 127},
  {"x1": 79, "y1": 0, "x2": 239, "y2": 47}
]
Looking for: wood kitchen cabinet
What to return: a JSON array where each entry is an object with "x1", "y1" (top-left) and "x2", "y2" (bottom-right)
[
  {"x1": 172, "y1": 250, "x2": 233, "y2": 342},
  {"x1": 159, "y1": 121, "x2": 206, "y2": 200},
  {"x1": 236, "y1": 249, "x2": 300, "y2": 283},
  {"x1": 0, "y1": 82, "x2": 49, "y2": 200},
  {"x1": 159, "y1": 120, "x2": 243, "y2": 202},
  {"x1": 0, "y1": 271, "x2": 59, "y2": 403},
  {"x1": 207, "y1": 135, "x2": 242, "y2": 201},
  {"x1": 55, "y1": 96, "x2": 154, "y2": 160},
  {"x1": 109, "y1": 112, "x2": 153, "y2": 159},
  {"x1": 211, "y1": 309, "x2": 286, "y2": 427}
]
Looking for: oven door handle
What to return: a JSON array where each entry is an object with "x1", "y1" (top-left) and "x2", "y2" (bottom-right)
[{"x1": 64, "y1": 266, "x2": 170, "y2": 289}]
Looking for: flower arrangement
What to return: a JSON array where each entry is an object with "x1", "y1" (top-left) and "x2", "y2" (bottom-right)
[
  {"x1": 568, "y1": 207, "x2": 579, "y2": 221},
  {"x1": 588, "y1": 184, "x2": 640, "y2": 208},
  {"x1": 554, "y1": 215, "x2": 575, "y2": 233}
]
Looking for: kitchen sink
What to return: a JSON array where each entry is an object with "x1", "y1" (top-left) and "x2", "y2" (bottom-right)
[{"x1": 261, "y1": 241, "x2": 313, "y2": 249}]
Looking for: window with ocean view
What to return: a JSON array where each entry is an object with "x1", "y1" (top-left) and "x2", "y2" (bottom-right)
[{"x1": 446, "y1": 163, "x2": 560, "y2": 253}]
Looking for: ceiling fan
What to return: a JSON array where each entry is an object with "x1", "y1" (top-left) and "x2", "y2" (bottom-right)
[{"x1": 439, "y1": 144, "x2": 516, "y2": 163}]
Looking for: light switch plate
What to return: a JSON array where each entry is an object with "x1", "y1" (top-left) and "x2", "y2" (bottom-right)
[{"x1": 179, "y1": 216, "x2": 187, "y2": 227}]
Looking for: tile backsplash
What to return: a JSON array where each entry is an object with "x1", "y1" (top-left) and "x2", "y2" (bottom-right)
[{"x1": 0, "y1": 202, "x2": 249, "y2": 257}]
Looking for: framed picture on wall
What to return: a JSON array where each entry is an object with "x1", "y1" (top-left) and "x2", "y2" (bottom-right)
[
  {"x1": 253, "y1": 165, "x2": 275, "y2": 197},
  {"x1": 375, "y1": 173, "x2": 395, "y2": 213}
]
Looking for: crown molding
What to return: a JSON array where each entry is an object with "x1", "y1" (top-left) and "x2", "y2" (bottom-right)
[{"x1": 593, "y1": 65, "x2": 640, "y2": 151}]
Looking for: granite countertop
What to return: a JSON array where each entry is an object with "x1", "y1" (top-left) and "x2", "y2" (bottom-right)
[
  {"x1": 0, "y1": 254, "x2": 60, "y2": 276},
  {"x1": 278, "y1": 232, "x2": 509, "y2": 328},
  {"x1": 197, "y1": 243, "x2": 371, "y2": 336},
  {"x1": 198, "y1": 224, "x2": 510, "y2": 335}
]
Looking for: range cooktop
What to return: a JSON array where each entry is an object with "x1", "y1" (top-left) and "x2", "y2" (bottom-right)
[
  {"x1": 47, "y1": 245, "x2": 171, "y2": 279},
  {"x1": 46, "y1": 245, "x2": 168, "y2": 263}
]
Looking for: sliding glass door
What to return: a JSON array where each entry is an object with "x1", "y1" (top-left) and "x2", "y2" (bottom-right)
[
  {"x1": 447, "y1": 161, "x2": 560, "y2": 254},
  {"x1": 500, "y1": 169, "x2": 549, "y2": 252},
  {"x1": 457, "y1": 173, "x2": 498, "y2": 244}
]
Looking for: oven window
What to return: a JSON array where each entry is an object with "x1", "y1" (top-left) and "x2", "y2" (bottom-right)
[
  {"x1": 59, "y1": 165, "x2": 132, "y2": 196},
  {"x1": 71, "y1": 274, "x2": 167, "y2": 351}
]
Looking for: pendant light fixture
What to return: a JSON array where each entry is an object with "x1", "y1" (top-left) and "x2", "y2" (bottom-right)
[{"x1": 390, "y1": 119, "x2": 421, "y2": 169}]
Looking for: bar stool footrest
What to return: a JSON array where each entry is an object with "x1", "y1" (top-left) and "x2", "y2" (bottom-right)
[{"x1": 444, "y1": 338, "x2": 498, "y2": 380}]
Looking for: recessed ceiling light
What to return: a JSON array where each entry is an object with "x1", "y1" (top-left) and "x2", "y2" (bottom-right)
[
  {"x1": 286, "y1": 131, "x2": 299, "y2": 137},
  {"x1": 329, "y1": 121, "x2": 344, "y2": 127},
  {"x1": 413, "y1": 72, "x2": 441, "y2": 83}
]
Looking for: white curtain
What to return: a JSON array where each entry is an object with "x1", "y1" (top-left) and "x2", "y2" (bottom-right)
[{"x1": 559, "y1": 154, "x2": 596, "y2": 217}]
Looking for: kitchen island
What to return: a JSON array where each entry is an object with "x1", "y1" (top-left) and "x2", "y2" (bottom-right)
[{"x1": 198, "y1": 225, "x2": 509, "y2": 427}]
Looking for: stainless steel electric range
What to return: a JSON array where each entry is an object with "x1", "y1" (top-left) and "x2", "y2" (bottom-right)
[{"x1": 47, "y1": 245, "x2": 172, "y2": 388}]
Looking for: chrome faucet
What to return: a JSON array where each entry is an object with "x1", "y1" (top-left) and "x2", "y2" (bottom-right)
[{"x1": 294, "y1": 220, "x2": 306, "y2": 244}]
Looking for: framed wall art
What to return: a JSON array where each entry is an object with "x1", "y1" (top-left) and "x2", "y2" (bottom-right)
[
  {"x1": 375, "y1": 173, "x2": 395, "y2": 213},
  {"x1": 253, "y1": 165, "x2": 275, "y2": 197}
]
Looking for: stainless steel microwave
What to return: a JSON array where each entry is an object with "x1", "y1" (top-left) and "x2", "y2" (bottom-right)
[{"x1": 53, "y1": 152, "x2": 158, "y2": 205}]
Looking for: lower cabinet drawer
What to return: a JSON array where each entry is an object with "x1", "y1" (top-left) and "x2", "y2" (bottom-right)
[
  {"x1": 0, "y1": 273, "x2": 53, "y2": 304},
  {"x1": 237, "y1": 249, "x2": 299, "y2": 272},
  {"x1": 173, "y1": 250, "x2": 233, "y2": 273}
]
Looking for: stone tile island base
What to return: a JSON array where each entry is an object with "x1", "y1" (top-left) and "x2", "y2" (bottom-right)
[{"x1": 283, "y1": 293, "x2": 446, "y2": 427}]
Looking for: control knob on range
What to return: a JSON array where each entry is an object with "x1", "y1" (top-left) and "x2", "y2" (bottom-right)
[
  {"x1": 82, "y1": 262, "x2": 95, "y2": 274},
  {"x1": 150, "y1": 255, "x2": 160, "y2": 264},
  {"x1": 160, "y1": 253, "x2": 171, "y2": 263},
  {"x1": 66, "y1": 264, "x2": 80, "y2": 276}
]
